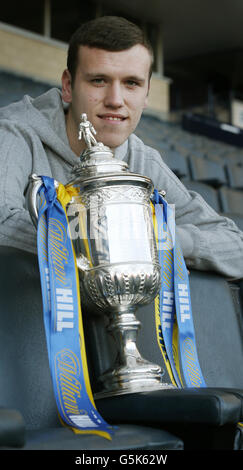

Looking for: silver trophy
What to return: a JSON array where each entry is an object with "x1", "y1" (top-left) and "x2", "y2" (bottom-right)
[{"x1": 28, "y1": 114, "x2": 173, "y2": 398}]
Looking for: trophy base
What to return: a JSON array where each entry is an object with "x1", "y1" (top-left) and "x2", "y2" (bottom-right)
[
  {"x1": 94, "y1": 362, "x2": 175, "y2": 400},
  {"x1": 94, "y1": 380, "x2": 174, "y2": 399}
]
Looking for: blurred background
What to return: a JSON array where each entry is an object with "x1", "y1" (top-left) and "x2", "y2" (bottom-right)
[{"x1": 1, "y1": 0, "x2": 243, "y2": 122}]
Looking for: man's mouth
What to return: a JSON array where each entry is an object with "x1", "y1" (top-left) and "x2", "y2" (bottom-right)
[{"x1": 97, "y1": 114, "x2": 127, "y2": 122}]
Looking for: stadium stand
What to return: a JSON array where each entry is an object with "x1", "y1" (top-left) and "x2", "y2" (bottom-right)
[
  {"x1": 136, "y1": 113, "x2": 243, "y2": 233},
  {"x1": 0, "y1": 71, "x2": 50, "y2": 107}
]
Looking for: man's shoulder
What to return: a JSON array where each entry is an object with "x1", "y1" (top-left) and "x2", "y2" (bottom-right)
[
  {"x1": 0, "y1": 87, "x2": 61, "y2": 124},
  {"x1": 124, "y1": 132, "x2": 167, "y2": 187},
  {"x1": 128, "y1": 133, "x2": 162, "y2": 160}
]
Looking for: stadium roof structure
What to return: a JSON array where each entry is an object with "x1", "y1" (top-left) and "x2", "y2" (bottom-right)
[{"x1": 100, "y1": 0, "x2": 243, "y2": 62}]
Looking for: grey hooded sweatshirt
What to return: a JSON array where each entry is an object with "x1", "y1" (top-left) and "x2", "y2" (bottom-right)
[{"x1": 0, "y1": 88, "x2": 243, "y2": 279}]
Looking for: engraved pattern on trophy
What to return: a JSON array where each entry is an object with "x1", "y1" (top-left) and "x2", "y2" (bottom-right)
[
  {"x1": 79, "y1": 185, "x2": 148, "y2": 207},
  {"x1": 80, "y1": 265, "x2": 161, "y2": 311},
  {"x1": 28, "y1": 113, "x2": 174, "y2": 398}
]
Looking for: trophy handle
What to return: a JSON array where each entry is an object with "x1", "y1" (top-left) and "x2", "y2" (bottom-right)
[
  {"x1": 27, "y1": 174, "x2": 90, "y2": 273},
  {"x1": 27, "y1": 174, "x2": 59, "y2": 228}
]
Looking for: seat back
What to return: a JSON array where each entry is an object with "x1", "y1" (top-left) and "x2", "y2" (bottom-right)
[
  {"x1": 136, "y1": 270, "x2": 243, "y2": 389},
  {"x1": 189, "y1": 154, "x2": 227, "y2": 187},
  {"x1": 226, "y1": 163, "x2": 243, "y2": 190},
  {"x1": 219, "y1": 186, "x2": 243, "y2": 215},
  {"x1": 182, "y1": 180, "x2": 220, "y2": 212},
  {"x1": 0, "y1": 247, "x2": 59, "y2": 430},
  {"x1": 159, "y1": 149, "x2": 189, "y2": 179}
]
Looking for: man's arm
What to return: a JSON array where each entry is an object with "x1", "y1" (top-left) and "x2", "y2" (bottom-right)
[
  {"x1": 175, "y1": 189, "x2": 243, "y2": 279},
  {"x1": 161, "y1": 161, "x2": 243, "y2": 279},
  {"x1": 143, "y1": 147, "x2": 243, "y2": 280},
  {"x1": 0, "y1": 126, "x2": 37, "y2": 253}
]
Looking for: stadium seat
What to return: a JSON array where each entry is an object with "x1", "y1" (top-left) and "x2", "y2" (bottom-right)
[
  {"x1": 225, "y1": 163, "x2": 243, "y2": 190},
  {"x1": 182, "y1": 180, "x2": 220, "y2": 212},
  {"x1": 188, "y1": 154, "x2": 227, "y2": 187},
  {"x1": 218, "y1": 186, "x2": 243, "y2": 215},
  {"x1": 0, "y1": 71, "x2": 50, "y2": 107},
  {"x1": 160, "y1": 149, "x2": 189, "y2": 179},
  {"x1": 0, "y1": 246, "x2": 183, "y2": 451},
  {"x1": 180, "y1": 180, "x2": 243, "y2": 230},
  {"x1": 0, "y1": 247, "x2": 241, "y2": 450}
]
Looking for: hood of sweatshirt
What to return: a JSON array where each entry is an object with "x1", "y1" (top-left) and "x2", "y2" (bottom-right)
[{"x1": 0, "y1": 87, "x2": 128, "y2": 167}]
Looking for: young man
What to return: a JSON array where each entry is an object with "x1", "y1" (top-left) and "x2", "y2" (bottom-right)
[{"x1": 0, "y1": 16, "x2": 242, "y2": 279}]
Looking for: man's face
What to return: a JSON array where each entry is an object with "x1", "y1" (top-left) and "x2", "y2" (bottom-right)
[{"x1": 62, "y1": 44, "x2": 151, "y2": 152}]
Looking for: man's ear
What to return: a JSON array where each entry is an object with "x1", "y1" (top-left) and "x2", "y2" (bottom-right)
[{"x1": 61, "y1": 69, "x2": 72, "y2": 103}]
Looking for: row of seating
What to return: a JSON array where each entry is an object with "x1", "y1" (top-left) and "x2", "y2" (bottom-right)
[
  {"x1": 0, "y1": 247, "x2": 243, "y2": 451},
  {"x1": 135, "y1": 115, "x2": 243, "y2": 227},
  {"x1": 0, "y1": 71, "x2": 50, "y2": 107},
  {"x1": 136, "y1": 120, "x2": 243, "y2": 191},
  {"x1": 137, "y1": 114, "x2": 243, "y2": 162}
]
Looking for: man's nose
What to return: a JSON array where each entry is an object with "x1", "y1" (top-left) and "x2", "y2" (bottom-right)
[{"x1": 104, "y1": 82, "x2": 124, "y2": 108}]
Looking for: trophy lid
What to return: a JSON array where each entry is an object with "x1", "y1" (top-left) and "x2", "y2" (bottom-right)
[{"x1": 72, "y1": 113, "x2": 129, "y2": 180}]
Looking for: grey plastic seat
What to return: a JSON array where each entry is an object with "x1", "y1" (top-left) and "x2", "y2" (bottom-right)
[
  {"x1": 218, "y1": 186, "x2": 243, "y2": 215},
  {"x1": 226, "y1": 163, "x2": 243, "y2": 190},
  {"x1": 0, "y1": 70, "x2": 50, "y2": 107},
  {"x1": 182, "y1": 180, "x2": 220, "y2": 212},
  {"x1": 189, "y1": 154, "x2": 227, "y2": 187},
  {"x1": 160, "y1": 149, "x2": 188, "y2": 179}
]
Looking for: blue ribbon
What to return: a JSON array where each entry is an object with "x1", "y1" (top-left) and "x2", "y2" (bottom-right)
[
  {"x1": 152, "y1": 189, "x2": 206, "y2": 388},
  {"x1": 37, "y1": 176, "x2": 113, "y2": 438}
]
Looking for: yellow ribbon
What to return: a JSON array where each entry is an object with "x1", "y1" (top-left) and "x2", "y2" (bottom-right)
[{"x1": 56, "y1": 183, "x2": 111, "y2": 440}]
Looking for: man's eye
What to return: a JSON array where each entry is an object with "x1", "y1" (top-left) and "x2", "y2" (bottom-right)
[
  {"x1": 126, "y1": 80, "x2": 141, "y2": 89},
  {"x1": 91, "y1": 78, "x2": 105, "y2": 85}
]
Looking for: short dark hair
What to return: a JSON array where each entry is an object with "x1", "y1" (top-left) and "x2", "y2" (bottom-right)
[{"x1": 67, "y1": 16, "x2": 154, "y2": 82}]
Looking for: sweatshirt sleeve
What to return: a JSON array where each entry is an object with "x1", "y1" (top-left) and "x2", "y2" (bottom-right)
[
  {"x1": 0, "y1": 124, "x2": 37, "y2": 253},
  {"x1": 148, "y1": 151, "x2": 243, "y2": 280},
  {"x1": 175, "y1": 190, "x2": 243, "y2": 280}
]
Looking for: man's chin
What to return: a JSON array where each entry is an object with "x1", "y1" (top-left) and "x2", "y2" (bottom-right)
[{"x1": 99, "y1": 136, "x2": 128, "y2": 150}]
